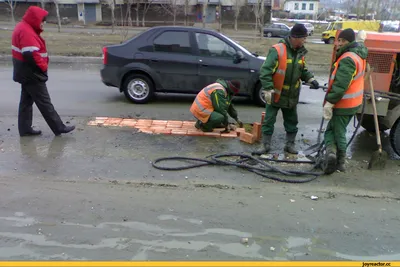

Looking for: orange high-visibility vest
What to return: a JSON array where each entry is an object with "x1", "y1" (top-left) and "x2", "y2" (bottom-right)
[
  {"x1": 190, "y1": 83, "x2": 227, "y2": 123},
  {"x1": 271, "y1": 43, "x2": 305, "y2": 103},
  {"x1": 325, "y1": 52, "x2": 366, "y2": 109}
]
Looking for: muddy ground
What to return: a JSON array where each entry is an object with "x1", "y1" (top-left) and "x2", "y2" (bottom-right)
[{"x1": 0, "y1": 62, "x2": 400, "y2": 260}]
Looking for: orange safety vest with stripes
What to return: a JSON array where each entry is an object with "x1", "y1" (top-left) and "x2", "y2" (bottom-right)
[
  {"x1": 271, "y1": 43, "x2": 305, "y2": 103},
  {"x1": 324, "y1": 52, "x2": 366, "y2": 109},
  {"x1": 190, "y1": 83, "x2": 227, "y2": 123}
]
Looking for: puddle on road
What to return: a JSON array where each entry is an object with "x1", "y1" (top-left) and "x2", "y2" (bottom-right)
[{"x1": 0, "y1": 212, "x2": 399, "y2": 261}]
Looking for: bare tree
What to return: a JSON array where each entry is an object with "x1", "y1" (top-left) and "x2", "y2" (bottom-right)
[
  {"x1": 233, "y1": 0, "x2": 245, "y2": 31},
  {"x1": 5, "y1": 0, "x2": 17, "y2": 25},
  {"x1": 40, "y1": 0, "x2": 46, "y2": 9},
  {"x1": 184, "y1": 0, "x2": 190, "y2": 26},
  {"x1": 126, "y1": 0, "x2": 134, "y2": 26},
  {"x1": 53, "y1": 0, "x2": 62, "y2": 32},
  {"x1": 202, "y1": 1, "x2": 208, "y2": 28},
  {"x1": 105, "y1": 0, "x2": 116, "y2": 33},
  {"x1": 142, "y1": 0, "x2": 154, "y2": 27},
  {"x1": 159, "y1": 0, "x2": 180, "y2": 26}
]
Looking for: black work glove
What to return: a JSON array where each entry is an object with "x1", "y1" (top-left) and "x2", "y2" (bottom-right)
[{"x1": 309, "y1": 80, "x2": 320, "y2": 89}]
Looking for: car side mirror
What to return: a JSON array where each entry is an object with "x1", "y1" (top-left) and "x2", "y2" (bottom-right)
[{"x1": 233, "y1": 50, "x2": 244, "y2": 64}]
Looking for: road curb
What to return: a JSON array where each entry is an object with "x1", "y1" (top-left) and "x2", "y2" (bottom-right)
[{"x1": 0, "y1": 55, "x2": 102, "y2": 64}]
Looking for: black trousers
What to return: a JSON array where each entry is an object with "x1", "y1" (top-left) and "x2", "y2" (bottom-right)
[{"x1": 18, "y1": 82, "x2": 64, "y2": 135}]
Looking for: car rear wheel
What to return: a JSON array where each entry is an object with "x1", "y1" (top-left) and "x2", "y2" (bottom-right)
[
  {"x1": 390, "y1": 118, "x2": 400, "y2": 157},
  {"x1": 254, "y1": 83, "x2": 266, "y2": 107},
  {"x1": 122, "y1": 74, "x2": 154, "y2": 104},
  {"x1": 328, "y1": 37, "x2": 335, "y2": 44}
]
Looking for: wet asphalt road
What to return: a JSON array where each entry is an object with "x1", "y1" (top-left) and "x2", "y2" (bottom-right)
[{"x1": 1, "y1": 62, "x2": 400, "y2": 260}]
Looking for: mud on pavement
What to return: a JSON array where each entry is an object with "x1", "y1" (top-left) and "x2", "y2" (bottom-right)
[{"x1": 0, "y1": 116, "x2": 399, "y2": 198}]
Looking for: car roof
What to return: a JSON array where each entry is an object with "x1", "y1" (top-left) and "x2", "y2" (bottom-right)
[{"x1": 147, "y1": 25, "x2": 219, "y2": 33}]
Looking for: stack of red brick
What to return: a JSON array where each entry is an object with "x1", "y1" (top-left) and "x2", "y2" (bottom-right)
[{"x1": 87, "y1": 112, "x2": 265, "y2": 144}]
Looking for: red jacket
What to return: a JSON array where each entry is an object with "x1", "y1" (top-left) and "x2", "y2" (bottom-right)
[{"x1": 12, "y1": 6, "x2": 49, "y2": 84}]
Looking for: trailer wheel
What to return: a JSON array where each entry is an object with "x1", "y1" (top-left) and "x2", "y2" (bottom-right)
[
  {"x1": 390, "y1": 118, "x2": 400, "y2": 157},
  {"x1": 357, "y1": 114, "x2": 389, "y2": 133}
]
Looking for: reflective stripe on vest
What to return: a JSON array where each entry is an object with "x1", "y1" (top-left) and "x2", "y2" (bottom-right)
[
  {"x1": 325, "y1": 52, "x2": 366, "y2": 109},
  {"x1": 272, "y1": 43, "x2": 305, "y2": 103},
  {"x1": 189, "y1": 83, "x2": 226, "y2": 123},
  {"x1": 272, "y1": 43, "x2": 287, "y2": 103}
]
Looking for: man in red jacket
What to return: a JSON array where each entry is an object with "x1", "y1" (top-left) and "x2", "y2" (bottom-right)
[{"x1": 12, "y1": 6, "x2": 75, "y2": 136}]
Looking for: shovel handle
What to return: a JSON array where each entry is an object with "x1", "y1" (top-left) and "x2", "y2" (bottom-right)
[{"x1": 367, "y1": 64, "x2": 383, "y2": 153}]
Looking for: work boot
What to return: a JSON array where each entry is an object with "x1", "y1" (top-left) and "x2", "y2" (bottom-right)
[
  {"x1": 323, "y1": 146, "x2": 337, "y2": 175},
  {"x1": 336, "y1": 150, "x2": 346, "y2": 172},
  {"x1": 253, "y1": 134, "x2": 272, "y2": 155},
  {"x1": 195, "y1": 120, "x2": 213, "y2": 132},
  {"x1": 55, "y1": 125, "x2": 75, "y2": 136},
  {"x1": 284, "y1": 132, "x2": 298, "y2": 154},
  {"x1": 20, "y1": 128, "x2": 42, "y2": 137}
]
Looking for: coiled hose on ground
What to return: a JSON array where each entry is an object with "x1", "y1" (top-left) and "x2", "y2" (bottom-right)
[{"x1": 152, "y1": 94, "x2": 367, "y2": 183}]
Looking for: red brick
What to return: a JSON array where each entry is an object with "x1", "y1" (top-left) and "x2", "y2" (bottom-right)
[
  {"x1": 150, "y1": 126, "x2": 166, "y2": 130},
  {"x1": 119, "y1": 119, "x2": 137, "y2": 127},
  {"x1": 103, "y1": 118, "x2": 123, "y2": 126},
  {"x1": 182, "y1": 121, "x2": 196, "y2": 126},
  {"x1": 171, "y1": 129, "x2": 188, "y2": 135},
  {"x1": 261, "y1": 112, "x2": 266, "y2": 124},
  {"x1": 221, "y1": 132, "x2": 238, "y2": 138},
  {"x1": 203, "y1": 132, "x2": 221, "y2": 137},
  {"x1": 166, "y1": 124, "x2": 183, "y2": 129},
  {"x1": 252, "y1": 122, "x2": 262, "y2": 141},
  {"x1": 138, "y1": 128, "x2": 154, "y2": 134},
  {"x1": 235, "y1": 128, "x2": 246, "y2": 137},
  {"x1": 151, "y1": 120, "x2": 168, "y2": 126},
  {"x1": 240, "y1": 132, "x2": 255, "y2": 144},
  {"x1": 154, "y1": 129, "x2": 172, "y2": 135},
  {"x1": 166, "y1": 121, "x2": 183, "y2": 128},
  {"x1": 187, "y1": 130, "x2": 205, "y2": 136}
]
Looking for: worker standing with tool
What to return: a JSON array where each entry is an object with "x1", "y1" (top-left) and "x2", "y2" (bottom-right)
[
  {"x1": 190, "y1": 79, "x2": 244, "y2": 132},
  {"x1": 255, "y1": 24, "x2": 320, "y2": 155},
  {"x1": 322, "y1": 28, "x2": 368, "y2": 174}
]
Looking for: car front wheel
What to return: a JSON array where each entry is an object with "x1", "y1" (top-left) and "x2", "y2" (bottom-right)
[
  {"x1": 122, "y1": 74, "x2": 154, "y2": 104},
  {"x1": 266, "y1": 32, "x2": 272, "y2": 38}
]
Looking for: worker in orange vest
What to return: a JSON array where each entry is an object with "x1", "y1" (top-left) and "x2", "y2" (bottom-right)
[
  {"x1": 254, "y1": 24, "x2": 320, "y2": 155},
  {"x1": 190, "y1": 79, "x2": 243, "y2": 132},
  {"x1": 322, "y1": 28, "x2": 368, "y2": 174}
]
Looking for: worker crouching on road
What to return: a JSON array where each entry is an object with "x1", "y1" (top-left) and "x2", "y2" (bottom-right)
[
  {"x1": 322, "y1": 28, "x2": 368, "y2": 174},
  {"x1": 255, "y1": 24, "x2": 320, "y2": 155},
  {"x1": 190, "y1": 79, "x2": 243, "y2": 132}
]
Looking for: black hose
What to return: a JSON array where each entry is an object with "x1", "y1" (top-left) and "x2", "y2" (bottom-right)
[
  {"x1": 152, "y1": 90, "x2": 368, "y2": 183},
  {"x1": 152, "y1": 152, "x2": 322, "y2": 184}
]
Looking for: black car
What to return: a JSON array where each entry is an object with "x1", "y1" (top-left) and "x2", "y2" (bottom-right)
[{"x1": 100, "y1": 26, "x2": 267, "y2": 106}]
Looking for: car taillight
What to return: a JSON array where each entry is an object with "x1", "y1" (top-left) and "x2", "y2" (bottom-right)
[{"x1": 102, "y1": 47, "x2": 108, "y2": 65}]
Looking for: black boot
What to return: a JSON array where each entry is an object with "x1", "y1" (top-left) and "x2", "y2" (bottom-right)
[
  {"x1": 323, "y1": 146, "x2": 337, "y2": 175},
  {"x1": 336, "y1": 150, "x2": 346, "y2": 172},
  {"x1": 20, "y1": 128, "x2": 42, "y2": 137},
  {"x1": 253, "y1": 134, "x2": 272, "y2": 155},
  {"x1": 55, "y1": 125, "x2": 75, "y2": 136},
  {"x1": 284, "y1": 132, "x2": 298, "y2": 154}
]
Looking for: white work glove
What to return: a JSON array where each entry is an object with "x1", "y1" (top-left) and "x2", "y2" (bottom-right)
[
  {"x1": 264, "y1": 90, "x2": 273, "y2": 105},
  {"x1": 356, "y1": 30, "x2": 367, "y2": 43},
  {"x1": 323, "y1": 102, "x2": 335, "y2": 120}
]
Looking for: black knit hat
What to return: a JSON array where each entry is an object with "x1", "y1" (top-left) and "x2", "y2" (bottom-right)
[
  {"x1": 290, "y1": 24, "x2": 308, "y2": 38},
  {"x1": 227, "y1": 80, "x2": 240, "y2": 94},
  {"x1": 338, "y1": 28, "x2": 355, "y2": 42}
]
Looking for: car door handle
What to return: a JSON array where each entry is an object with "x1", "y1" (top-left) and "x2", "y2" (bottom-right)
[
  {"x1": 150, "y1": 59, "x2": 159, "y2": 62},
  {"x1": 200, "y1": 64, "x2": 208, "y2": 67}
]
